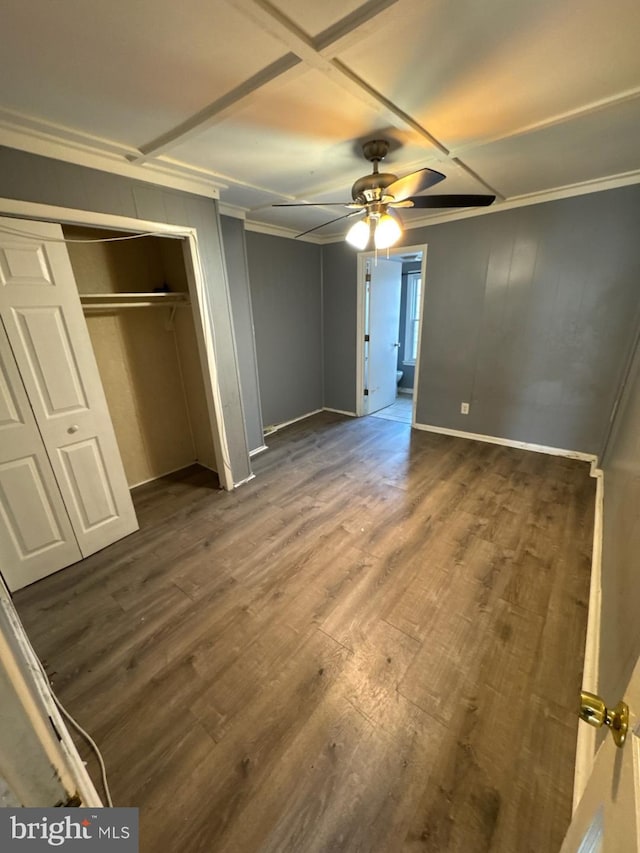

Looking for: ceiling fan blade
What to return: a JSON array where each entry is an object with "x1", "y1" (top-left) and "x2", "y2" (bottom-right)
[
  {"x1": 273, "y1": 202, "x2": 351, "y2": 207},
  {"x1": 384, "y1": 168, "x2": 446, "y2": 202},
  {"x1": 296, "y1": 210, "x2": 363, "y2": 239},
  {"x1": 408, "y1": 194, "x2": 496, "y2": 209}
]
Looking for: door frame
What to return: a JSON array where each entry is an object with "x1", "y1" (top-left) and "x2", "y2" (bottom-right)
[
  {"x1": 0, "y1": 574, "x2": 102, "y2": 806},
  {"x1": 572, "y1": 465, "x2": 604, "y2": 809},
  {"x1": 0, "y1": 198, "x2": 234, "y2": 491},
  {"x1": 355, "y1": 243, "x2": 428, "y2": 420}
]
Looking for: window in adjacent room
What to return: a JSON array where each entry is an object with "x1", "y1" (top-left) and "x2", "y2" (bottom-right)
[{"x1": 403, "y1": 272, "x2": 422, "y2": 364}]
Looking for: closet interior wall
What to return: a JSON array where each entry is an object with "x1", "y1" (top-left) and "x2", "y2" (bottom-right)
[{"x1": 63, "y1": 226, "x2": 216, "y2": 488}]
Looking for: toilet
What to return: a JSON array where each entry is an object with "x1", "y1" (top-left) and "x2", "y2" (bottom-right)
[{"x1": 396, "y1": 370, "x2": 403, "y2": 386}]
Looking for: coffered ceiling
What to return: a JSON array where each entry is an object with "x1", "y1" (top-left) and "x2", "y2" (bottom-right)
[{"x1": 1, "y1": 0, "x2": 639, "y2": 240}]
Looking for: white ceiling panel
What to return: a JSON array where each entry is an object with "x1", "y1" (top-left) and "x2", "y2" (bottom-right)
[
  {"x1": 169, "y1": 67, "x2": 442, "y2": 197},
  {"x1": 248, "y1": 202, "x2": 357, "y2": 236},
  {"x1": 0, "y1": 0, "x2": 287, "y2": 147},
  {"x1": 171, "y1": 119, "x2": 346, "y2": 199},
  {"x1": 218, "y1": 183, "x2": 284, "y2": 211},
  {"x1": 339, "y1": 0, "x2": 640, "y2": 149},
  {"x1": 462, "y1": 97, "x2": 640, "y2": 197}
]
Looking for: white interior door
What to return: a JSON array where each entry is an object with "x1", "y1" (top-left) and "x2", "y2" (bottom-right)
[
  {"x1": 365, "y1": 258, "x2": 402, "y2": 414},
  {"x1": 0, "y1": 216, "x2": 138, "y2": 564},
  {"x1": 561, "y1": 655, "x2": 640, "y2": 852},
  {"x1": 0, "y1": 320, "x2": 82, "y2": 590}
]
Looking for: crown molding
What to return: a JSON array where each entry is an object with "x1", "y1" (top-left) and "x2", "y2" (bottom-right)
[
  {"x1": 0, "y1": 110, "x2": 225, "y2": 199},
  {"x1": 218, "y1": 203, "x2": 247, "y2": 220},
  {"x1": 243, "y1": 219, "x2": 323, "y2": 243},
  {"x1": 502, "y1": 168, "x2": 640, "y2": 204}
]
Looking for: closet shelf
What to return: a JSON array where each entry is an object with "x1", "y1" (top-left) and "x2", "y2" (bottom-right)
[{"x1": 79, "y1": 292, "x2": 190, "y2": 310}]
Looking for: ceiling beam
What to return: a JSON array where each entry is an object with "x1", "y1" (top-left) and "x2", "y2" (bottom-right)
[
  {"x1": 330, "y1": 59, "x2": 449, "y2": 155},
  {"x1": 451, "y1": 86, "x2": 640, "y2": 156},
  {"x1": 131, "y1": 0, "x2": 621, "y2": 207},
  {"x1": 313, "y1": 0, "x2": 403, "y2": 54},
  {"x1": 132, "y1": 0, "x2": 451, "y2": 163},
  {"x1": 449, "y1": 158, "x2": 505, "y2": 200},
  {"x1": 131, "y1": 53, "x2": 301, "y2": 163},
  {"x1": 230, "y1": 0, "x2": 401, "y2": 65},
  {"x1": 229, "y1": 0, "x2": 449, "y2": 151}
]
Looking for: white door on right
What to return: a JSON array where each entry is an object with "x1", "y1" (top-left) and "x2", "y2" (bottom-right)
[
  {"x1": 561, "y1": 654, "x2": 640, "y2": 852},
  {"x1": 365, "y1": 258, "x2": 402, "y2": 415}
]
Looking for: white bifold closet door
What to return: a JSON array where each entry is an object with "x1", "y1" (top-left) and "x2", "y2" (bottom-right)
[
  {"x1": 0, "y1": 321, "x2": 82, "y2": 588},
  {"x1": 0, "y1": 216, "x2": 138, "y2": 591}
]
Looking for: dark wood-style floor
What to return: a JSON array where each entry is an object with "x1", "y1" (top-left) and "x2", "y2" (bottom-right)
[{"x1": 15, "y1": 412, "x2": 595, "y2": 852}]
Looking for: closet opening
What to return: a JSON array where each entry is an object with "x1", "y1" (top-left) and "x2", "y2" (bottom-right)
[
  {"x1": 0, "y1": 210, "x2": 234, "y2": 592},
  {"x1": 62, "y1": 224, "x2": 220, "y2": 497}
]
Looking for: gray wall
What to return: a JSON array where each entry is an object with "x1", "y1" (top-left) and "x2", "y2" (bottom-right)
[
  {"x1": 322, "y1": 240, "x2": 358, "y2": 413},
  {"x1": 246, "y1": 231, "x2": 322, "y2": 428},
  {"x1": 220, "y1": 215, "x2": 264, "y2": 452},
  {"x1": 322, "y1": 184, "x2": 640, "y2": 454},
  {"x1": 0, "y1": 146, "x2": 252, "y2": 484},
  {"x1": 599, "y1": 329, "x2": 640, "y2": 702}
]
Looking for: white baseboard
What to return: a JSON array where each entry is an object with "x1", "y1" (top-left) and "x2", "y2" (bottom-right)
[
  {"x1": 249, "y1": 444, "x2": 269, "y2": 457},
  {"x1": 572, "y1": 466, "x2": 604, "y2": 812},
  {"x1": 411, "y1": 422, "x2": 599, "y2": 464},
  {"x1": 233, "y1": 472, "x2": 256, "y2": 488},
  {"x1": 398, "y1": 387, "x2": 414, "y2": 396},
  {"x1": 323, "y1": 407, "x2": 357, "y2": 417},
  {"x1": 263, "y1": 408, "x2": 324, "y2": 436}
]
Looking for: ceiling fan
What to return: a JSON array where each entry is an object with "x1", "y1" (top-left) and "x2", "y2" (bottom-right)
[{"x1": 273, "y1": 139, "x2": 495, "y2": 249}]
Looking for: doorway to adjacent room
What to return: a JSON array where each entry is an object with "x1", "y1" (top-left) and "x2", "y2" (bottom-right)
[{"x1": 356, "y1": 244, "x2": 427, "y2": 425}]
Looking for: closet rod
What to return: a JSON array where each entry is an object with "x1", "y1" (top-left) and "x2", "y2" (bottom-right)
[
  {"x1": 79, "y1": 292, "x2": 190, "y2": 311},
  {"x1": 82, "y1": 302, "x2": 190, "y2": 310},
  {"x1": 78, "y1": 292, "x2": 189, "y2": 299}
]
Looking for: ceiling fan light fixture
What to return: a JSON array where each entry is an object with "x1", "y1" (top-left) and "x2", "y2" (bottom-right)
[
  {"x1": 374, "y1": 212, "x2": 402, "y2": 250},
  {"x1": 346, "y1": 217, "x2": 370, "y2": 250}
]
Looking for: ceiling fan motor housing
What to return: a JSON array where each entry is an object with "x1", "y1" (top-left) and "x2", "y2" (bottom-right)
[
  {"x1": 351, "y1": 172, "x2": 398, "y2": 203},
  {"x1": 352, "y1": 138, "x2": 397, "y2": 203},
  {"x1": 362, "y1": 139, "x2": 390, "y2": 162}
]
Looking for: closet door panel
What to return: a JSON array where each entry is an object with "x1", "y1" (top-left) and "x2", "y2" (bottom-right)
[
  {"x1": 0, "y1": 237, "x2": 55, "y2": 287},
  {"x1": 0, "y1": 321, "x2": 82, "y2": 591},
  {"x1": 12, "y1": 306, "x2": 88, "y2": 415},
  {"x1": 0, "y1": 217, "x2": 138, "y2": 560},
  {"x1": 58, "y1": 439, "x2": 119, "y2": 531},
  {"x1": 0, "y1": 458, "x2": 67, "y2": 558}
]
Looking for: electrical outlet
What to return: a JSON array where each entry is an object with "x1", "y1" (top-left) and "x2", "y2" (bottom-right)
[{"x1": 460, "y1": 402, "x2": 470, "y2": 415}]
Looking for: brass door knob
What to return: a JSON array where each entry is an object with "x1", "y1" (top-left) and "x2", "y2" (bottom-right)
[{"x1": 579, "y1": 690, "x2": 629, "y2": 748}]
